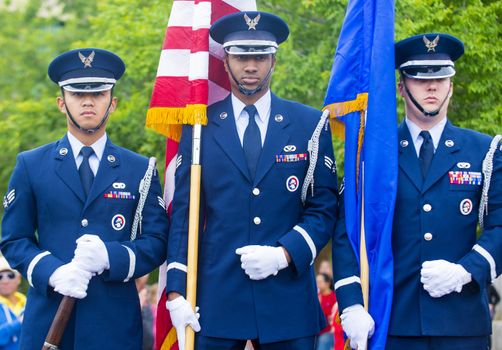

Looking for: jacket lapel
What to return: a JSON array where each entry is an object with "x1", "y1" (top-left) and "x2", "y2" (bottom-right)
[
  {"x1": 54, "y1": 135, "x2": 86, "y2": 203},
  {"x1": 84, "y1": 140, "x2": 120, "y2": 210},
  {"x1": 398, "y1": 122, "x2": 423, "y2": 191},
  {"x1": 212, "y1": 96, "x2": 252, "y2": 183},
  {"x1": 422, "y1": 121, "x2": 460, "y2": 193},
  {"x1": 254, "y1": 94, "x2": 290, "y2": 185}
]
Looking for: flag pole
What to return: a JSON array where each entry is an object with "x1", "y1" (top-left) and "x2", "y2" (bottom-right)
[
  {"x1": 360, "y1": 163, "x2": 369, "y2": 309},
  {"x1": 185, "y1": 124, "x2": 202, "y2": 350},
  {"x1": 345, "y1": 115, "x2": 370, "y2": 350}
]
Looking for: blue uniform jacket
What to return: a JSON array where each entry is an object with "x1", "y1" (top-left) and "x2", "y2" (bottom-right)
[
  {"x1": 389, "y1": 121, "x2": 502, "y2": 336},
  {"x1": 0, "y1": 135, "x2": 169, "y2": 349},
  {"x1": 166, "y1": 94, "x2": 362, "y2": 343}
]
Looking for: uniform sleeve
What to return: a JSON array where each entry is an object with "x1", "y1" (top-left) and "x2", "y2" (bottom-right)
[
  {"x1": 459, "y1": 141, "x2": 502, "y2": 286},
  {"x1": 278, "y1": 120, "x2": 339, "y2": 275},
  {"x1": 104, "y1": 162, "x2": 169, "y2": 282},
  {"x1": 332, "y1": 188, "x2": 364, "y2": 312},
  {"x1": 165, "y1": 126, "x2": 193, "y2": 296},
  {"x1": 0, "y1": 154, "x2": 64, "y2": 295}
]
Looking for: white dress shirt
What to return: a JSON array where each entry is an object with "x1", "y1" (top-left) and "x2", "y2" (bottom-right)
[
  {"x1": 405, "y1": 117, "x2": 447, "y2": 157},
  {"x1": 231, "y1": 91, "x2": 271, "y2": 146},
  {"x1": 67, "y1": 131, "x2": 107, "y2": 176}
]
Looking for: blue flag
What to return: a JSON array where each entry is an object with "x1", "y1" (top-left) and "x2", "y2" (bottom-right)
[{"x1": 323, "y1": 0, "x2": 397, "y2": 349}]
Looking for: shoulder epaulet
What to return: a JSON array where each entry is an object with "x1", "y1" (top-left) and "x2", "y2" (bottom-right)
[{"x1": 479, "y1": 134, "x2": 502, "y2": 230}]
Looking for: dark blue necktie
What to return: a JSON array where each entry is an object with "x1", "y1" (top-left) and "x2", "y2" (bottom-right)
[
  {"x1": 419, "y1": 130, "x2": 434, "y2": 177},
  {"x1": 243, "y1": 105, "x2": 262, "y2": 179},
  {"x1": 79, "y1": 146, "x2": 95, "y2": 196}
]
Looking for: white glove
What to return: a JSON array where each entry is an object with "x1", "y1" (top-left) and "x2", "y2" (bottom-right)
[
  {"x1": 166, "y1": 296, "x2": 201, "y2": 350},
  {"x1": 73, "y1": 234, "x2": 110, "y2": 275},
  {"x1": 340, "y1": 304, "x2": 375, "y2": 350},
  {"x1": 235, "y1": 245, "x2": 289, "y2": 280},
  {"x1": 420, "y1": 259, "x2": 472, "y2": 298},
  {"x1": 49, "y1": 262, "x2": 93, "y2": 299}
]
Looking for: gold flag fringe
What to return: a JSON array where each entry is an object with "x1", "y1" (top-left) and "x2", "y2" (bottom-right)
[
  {"x1": 145, "y1": 104, "x2": 208, "y2": 141},
  {"x1": 322, "y1": 92, "x2": 368, "y2": 141}
]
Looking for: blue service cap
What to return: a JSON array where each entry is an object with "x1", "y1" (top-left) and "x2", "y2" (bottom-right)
[
  {"x1": 48, "y1": 48, "x2": 125, "y2": 92},
  {"x1": 210, "y1": 11, "x2": 289, "y2": 55},
  {"x1": 395, "y1": 33, "x2": 464, "y2": 79}
]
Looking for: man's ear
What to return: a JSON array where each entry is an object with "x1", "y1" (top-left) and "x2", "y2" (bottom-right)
[
  {"x1": 56, "y1": 96, "x2": 66, "y2": 113},
  {"x1": 397, "y1": 79, "x2": 405, "y2": 97},
  {"x1": 109, "y1": 97, "x2": 118, "y2": 113}
]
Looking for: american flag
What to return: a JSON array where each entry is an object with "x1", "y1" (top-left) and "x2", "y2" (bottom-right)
[{"x1": 146, "y1": 1, "x2": 256, "y2": 349}]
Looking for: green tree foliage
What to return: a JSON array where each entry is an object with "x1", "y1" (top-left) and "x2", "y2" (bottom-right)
[{"x1": 0, "y1": 0, "x2": 501, "y2": 230}]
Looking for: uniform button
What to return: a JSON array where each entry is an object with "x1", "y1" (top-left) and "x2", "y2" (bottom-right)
[
  {"x1": 253, "y1": 217, "x2": 261, "y2": 225},
  {"x1": 423, "y1": 204, "x2": 432, "y2": 212},
  {"x1": 424, "y1": 232, "x2": 433, "y2": 241},
  {"x1": 81, "y1": 219, "x2": 89, "y2": 227},
  {"x1": 252, "y1": 188, "x2": 260, "y2": 196}
]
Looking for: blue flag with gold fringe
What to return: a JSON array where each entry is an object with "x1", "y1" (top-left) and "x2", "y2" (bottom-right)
[{"x1": 323, "y1": 0, "x2": 397, "y2": 348}]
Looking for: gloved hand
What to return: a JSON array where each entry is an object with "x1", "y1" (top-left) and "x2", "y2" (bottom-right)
[
  {"x1": 420, "y1": 259, "x2": 472, "y2": 298},
  {"x1": 235, "y1": 245, "x2": 289, "y2": 280},
  {"x1": 166, "y1": 296, "x2": 201, "y2": 350},
  {"x1": 73, "y1": 234, "x2": 110, "y2": 275},
  {"x1": 49, "y1": 262, "x2": 93, "y2": 299},
  {"x1": 340, "y1": 304, "x2": 375, "y2": 350}
]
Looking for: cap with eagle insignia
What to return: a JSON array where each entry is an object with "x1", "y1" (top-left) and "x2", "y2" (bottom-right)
[
  {"x1": 395, "y1": 33, "x2": 464, "y2": 79},
  {"x1": 210, "y1": 11, "x2": 289, "y2": 55},
  {"x1": 48, "y1": 48, "x2": 125, "y2": 92}
]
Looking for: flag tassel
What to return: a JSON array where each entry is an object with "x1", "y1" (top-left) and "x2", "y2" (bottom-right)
[{"x1": 146, "y1": 105, "x2": 208, "y2": 141}]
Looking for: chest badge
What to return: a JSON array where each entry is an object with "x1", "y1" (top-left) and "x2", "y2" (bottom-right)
[
  {"x1": 456, "y1": 162, "x2": 471, "y2": 169},
  {"x1": 286, "y1": 175, "x2": 299, "y2": 192},
  {"x1": 459, "y1": 199, "x2": 473, "y2": 216},
  {"x1": 111, "y1": 214, "x2": 126, "y2": 231},
  {"x1": 448, "y1": 171, "x2": 482, "y2": 185},
  {"x1": 113, "y1": 182, "x2": 126, "y2": 189},
  {"x1": 283, "y1": 145, "x2": 296, "y2": 152}
]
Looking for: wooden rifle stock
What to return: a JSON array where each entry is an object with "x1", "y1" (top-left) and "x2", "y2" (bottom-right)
[{"x1": 42, "y1": 296, "x2": 76, "y2": 350}]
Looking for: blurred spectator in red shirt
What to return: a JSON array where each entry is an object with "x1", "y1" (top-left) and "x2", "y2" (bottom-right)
[{"x1": 316, "y1": 273, "x2": 344, "y2": 350}]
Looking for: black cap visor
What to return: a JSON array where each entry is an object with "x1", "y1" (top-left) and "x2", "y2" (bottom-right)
[
  {"x1": 401, "y1": 65, "x2": 456, "y2": 79},
  {"x1": 62, "y1": 82, "x2": 114, "y2": 92},
  {"x1": 224, "y1": 45, "x2": 277, "y2": 55}
]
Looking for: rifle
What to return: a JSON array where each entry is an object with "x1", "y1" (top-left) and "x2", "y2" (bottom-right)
[{"x1": 42, "y1": 296, "x2": 74, "y2": 350}]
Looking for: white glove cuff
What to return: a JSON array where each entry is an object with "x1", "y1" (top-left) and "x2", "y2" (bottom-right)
[
  {"x1": 166, "y1": 296, "x2": 185, "y2": 311},
  {"x1": 458, "y1": 264, "x2": 472, "y2": 285},
  {"x1": 342, "y1": 303, "x2": 364, "y2": 315},
  {"x1": 276, "y1": 247, "x2": 289, "y2": 270}
]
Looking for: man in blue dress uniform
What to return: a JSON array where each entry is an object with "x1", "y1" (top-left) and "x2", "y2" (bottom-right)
[
  {"x1": 387, "y1": 33, "x2": 502, "y2": 350},
  {"x1": 165, "y1": 11, "x2": 375, "y2": 350},
  {"x1": 0, "y1": 48, "x2": 169, "y2": 349}
]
